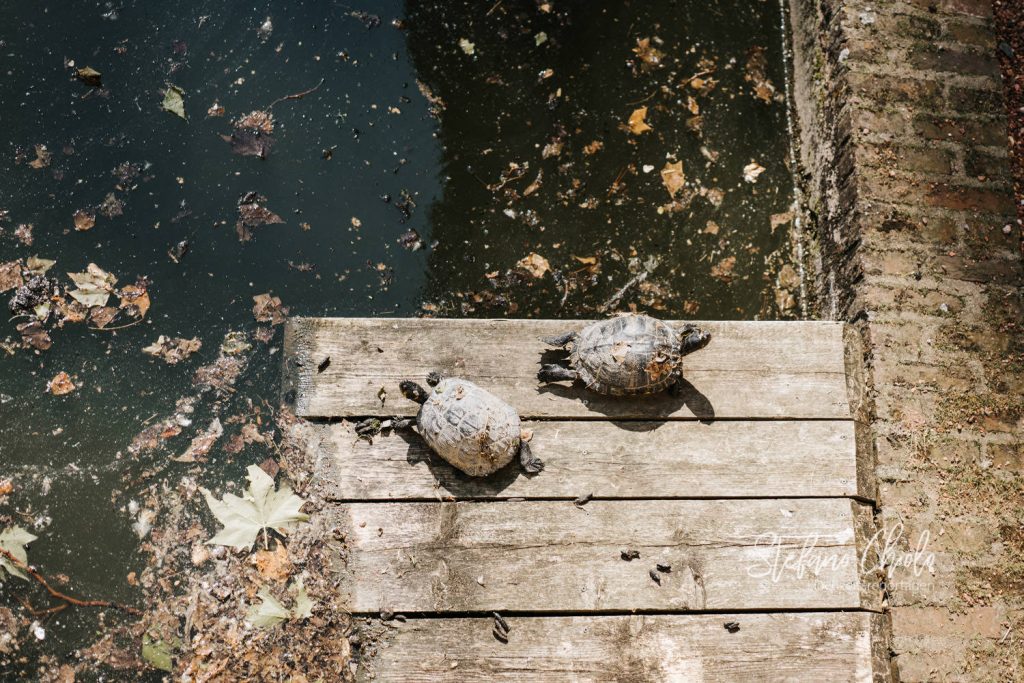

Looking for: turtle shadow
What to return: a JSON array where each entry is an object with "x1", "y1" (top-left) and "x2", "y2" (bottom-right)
[
  {"x1": 394, "y1": 429, "x2": 526, "y2": 497},
  {"x1": 535, "y1": 377, "x2": 716, "y2": 426}
]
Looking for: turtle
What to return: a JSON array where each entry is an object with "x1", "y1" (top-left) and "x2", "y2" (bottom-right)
[
  {"x1": 537, "y1": 314, "x2": 711, "y2": 395},
  {"x1": 356, "y1": 373, "x2": 543, "y2": 477}
]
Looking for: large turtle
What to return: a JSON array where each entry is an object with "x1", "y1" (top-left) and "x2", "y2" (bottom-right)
[
  {"x1": 357, "y1": 373, "x2": 543, "y2": 477},
  {"x1": 537, "y1": 314, "x2": 711, "y2": 395}
]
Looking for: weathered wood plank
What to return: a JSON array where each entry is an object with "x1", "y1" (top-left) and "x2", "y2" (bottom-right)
[
  {"x1": 356, "y1": 612, "x2": 889, "y2": 682},
  {"x1": 331, "y1": 498, "x2": 879, "y2": 613},
  {"x1": 284, "y1": 318, "x2": 850, "y2": 419},
  {"x1": 318, "y1": 419, "x2": 864, "y2": 500}
]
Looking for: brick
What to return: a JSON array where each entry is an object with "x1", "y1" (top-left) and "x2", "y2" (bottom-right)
[
  {"x1": 924, "y1": 183, "x2": 1015, "y2": 213},
  {"x1": 859, "y1": 142, "x2": 954, "y2": 174},
  {"x1": 987, "y1": 442, "x2": 1024, "y2": 472},
  {"x1": 852, "y1": 108, "x2": 913, "y2": 137},
  {"x1": 943, "y1": 19, "x2": 996, "y2": 47},
  {"x1": 933, "y1": 254, "x2": 1023, "y2": 284},
  {"x1": 946, "y1": 86, "x2": 1008, "y2": 117},
  {"x1": 848, "y1": 71, "x2": 944, "y2": 109},
  {"x1": 908, "y1": 47, "x2": 1000, "y2": 77},
  {"x1": 964, "y1": 147, "x2": 1012, "y2": 181},
  {"x1": 914, "y1": 115, "x2": 1009, "y2": 146},
  {"x1": 906, "y1": 0, "x2": 993, "y2": 19},
  {"x1": 875, "y1": 13, "x2": 943, "y2": 40}
]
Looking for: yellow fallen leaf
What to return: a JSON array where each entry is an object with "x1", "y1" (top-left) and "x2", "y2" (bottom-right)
[
  {"x1": 660, "y1": 161, "x2": 685, "y2": 198},
  {"x1": 516, "y1": 253, "x2": 550, "y2": 278},
  {"x1": 627, "y1": 107, "x2": 652, "y2": 135}
]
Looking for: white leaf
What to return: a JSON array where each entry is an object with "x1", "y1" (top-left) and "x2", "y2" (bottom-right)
[
  {"x1": 290, "y1": 578, "x2": 313, "y2": 619},
  {"x1": 202, "y1": 465, "x2": 308, "y2": 550},
  {"x1": 0, "y1": 526, "x2": 37, "y2": 582}
]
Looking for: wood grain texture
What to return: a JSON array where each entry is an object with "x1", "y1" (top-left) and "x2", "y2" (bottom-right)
[
  {"x1": 284, "y1": 318, "x2": 851, "y2": 419},
  {"x1": 356, "y1": 612, "x2": 890, "y2": 682},
  {"x1": 331, "y1": 498, "x2": 880, "y2": 613},
  {"x1": 318, "y1": 419, "x2": 864, "y2": 500}
]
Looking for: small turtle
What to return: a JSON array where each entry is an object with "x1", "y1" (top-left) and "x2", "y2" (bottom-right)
[
  {"x1": 357, "y1": 373, "x2": 542, "y2": 477},
  {"x1": 537, "y1": 314, "x2": 710, "y2": 395}
]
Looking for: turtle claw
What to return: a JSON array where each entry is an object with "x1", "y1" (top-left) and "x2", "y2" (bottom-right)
[{"x1": 519, "y1": 441, "x2": 544, "y2": 475}]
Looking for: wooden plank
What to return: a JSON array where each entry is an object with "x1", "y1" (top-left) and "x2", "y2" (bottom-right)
[
  {"x1": 317, "y1": 419, "x2": 864, "y2": 500},
  {"x1": 356, "y1": 612, "x2": 890, "y2": 682},
  {"x1": 283, "y1": 318, "x2": 851, "y2": 419},
  {"x1": 331, "y1": 498, "x2": 879, "y2": 613}
]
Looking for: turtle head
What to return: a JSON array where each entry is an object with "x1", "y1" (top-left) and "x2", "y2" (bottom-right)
[
  {"x1": 679, "y1": 327, "x2": 711, "y2": 356},
  {"x1": 400, "y1": 380, "x2": 430, "y2": 404}
]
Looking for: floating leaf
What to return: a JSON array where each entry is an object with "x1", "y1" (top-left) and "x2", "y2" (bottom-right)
[
  {"x1": 48, "y1": 371, "x2": 76, "y2": 395},
  {"x1": 141, "y1": 633, "x2": 178, "y2": 672},
  {"x1": 627, "y1": 107, "x2": 652, "y2": 135},
  {"x1": 252, "y1": 293, "x2": 289, "y2": 326},
  {"x1": 0, "y1": 261, "x2": 23, "y2": 293},
  {"x1": 742, "y1": 162, "x2": 766, "y2": 183},
  {"x1": 660, "y1": 161, "x2": 685, "y2": 198},
  {"x1": 75, "y1": 66, "x2": 102, "y2": 87},
  {"x1": 458, "y1": 38, "x2": 475, "y2": 55},
  {"x1": 202, "y1": 465, "x2": 308, "y2": 550},
  {"x1": 26, "y1": 256, "x2": 56, "y2": 275},
  {"x1": 711, "y1": 256, "x2": 737, "y2": 283},
  {"x1": 632, "y1": 37, "x2": 664, "y2": 67},
  {"x1": 73, "y1": 209, "x2": 96, "y2": 231},
  {"x1": 515, "y1": 253, "x2": 550, "y2": 279},
  {"x1": 67, "y1": 264, "x2": 117, "y2": 307},
  {"x1": 28, "y1": 145, "x2": 51, "y2": 169},
  {"x1": 225, "y1": 110, "x2": 275, "y2": 158},
  {"x1": 0, "y1": 526, "x2": 36, "y2": 581},
  {"x1": 142, "y1": 336, "x2": 201, "y2": 364},
  {"x1": 162, "y1": 84, "x2": 187, "y2": 120},
  {"x1": 236, "y1": 192, "x2": 284, "y2": 242}
]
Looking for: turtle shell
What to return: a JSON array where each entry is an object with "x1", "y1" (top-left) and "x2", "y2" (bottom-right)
[
  {"x1": 416, "y1": 378, "x2": 521, "y2": 477},
  {"x1": 570, "y1": 315, "x2": 681, "y2": 395}
]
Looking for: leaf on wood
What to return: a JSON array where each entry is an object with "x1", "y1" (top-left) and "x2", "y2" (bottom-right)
[
  {"x1": 26, "y1": 256, "x2": 55, "y2": 275},
  {"x1": 142, "y1": 336, "x2": 202, "y2": 364},
  {"x1": 226, "y1": 110, "x2": 275, "y2": 158},
  {"x1": 0, "y1": 526, "x2": 36, "y2": 581},
  {"x1": 515, "y1": 253, "x2": 550, "y2": 279},
  {"x1": 0, "y1": 261, "x2": 23, "y2": 293},
  {"x1": 174, "y1": 418, "x2": 223, "y2": 463},
  {"x1": 252, "y1": 293, "x2": 289, "y2": 325},
  {"x1": 660, "y1": 160, "x2": 685, "y2": 198},
  {"x1": 236, "y1": 192, "x2": 284, "y2": 242},
  {"x1": 28, "y1": 145, "x2": 51, "y2": 169},
  {"x1": 73, "y1": 210, "x2": 96, "y2": 231},
  {"x1": 201, "y1": 465, "x2": 309, "y2": 550},
  {"x1": 88, "y1": 305, "x2": 119, "y2": 328},
  {"x1": 48, "y1": 371, "x2": 76, "y2": 395},
  {"x1": 67, "y1": 263, "x2": 117, "y2": 307},
  {"x1": 711, "y1": 256, "x2": 737, "y2": 283},
  {"x1": 632, "y1": 37, "x2": 664, "y2": 67},
  {"x1": 162, "y1": 84, "x2": 187, "y2": 120},
  {"x1": 75, "y1": 66, "x2": 102, "y2": 87},
  {"x1": 627, "y1": 107, "x2": 652, "y2": 135},
  {"x1": 742, "y1": 162, "x2": 766, "y2": 183}
]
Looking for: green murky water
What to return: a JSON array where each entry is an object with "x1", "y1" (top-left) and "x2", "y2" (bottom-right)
[{"x1": 0, "y1": 0, "x2": 796, "y2": 674}]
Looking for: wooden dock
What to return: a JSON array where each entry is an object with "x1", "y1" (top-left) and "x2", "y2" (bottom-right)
[{"x1": 283, "y1": 318, "x2": 889, "y2": 681}]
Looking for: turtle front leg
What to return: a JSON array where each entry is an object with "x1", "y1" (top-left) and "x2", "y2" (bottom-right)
[
  {"x1": 541, "y1": 331, "x2": 577, "y2": 347},
  {"x1": 518, "y1": 440, "x2": 544, "y2": 474},
  {"x1": 538, "y1": 363, "x2": 578, "y2": 383}
]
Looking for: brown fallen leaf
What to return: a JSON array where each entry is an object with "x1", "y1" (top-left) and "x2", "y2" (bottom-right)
[
  {"x1": 98, "y1": 192, "x2": 124, "y2": 218},
  {"x1": 583, "y1": 140, "x2": 604, "y2": 155},
  {"x1": 660, "y1": 161, "x2": 685, "y2": 199},
  {"x1": 252, "y1": 293, "x2": 289, "y2": 325},
  {"x1": 236, "y1": 192, "x2": 284, "y2": 242},
  {"x1": 225, "y1": 110, "x2": 275, "y2": 158},
  {"x1": 743, "y1": 162, "x2": 766, "y2": 183},
  {"x1": 73, "y1": 209, "x2": 96, "y2": 231},
  {"x1": 0, "y1": 261, "x2": 23, "y2": 293},
  {"x1": 28, "y1": 145, "x2": 51, "y2": 169},
  {"x1": 75, "y1": 66, "x2": 103, "y2": 86},
  {"x1": 253, "y1": 544, "x2": 292, "y2": 582},
  {"x1": 88, "y1": 306, "x2": 119, "y2": 328},
  {"x1": 627, "y1": 107, "x2": 652, "y2": 135},
  {"x1": 48, "y1": 371, "x2": 76, "y2": 395},
  {"x1": 704, "y1": 221, "x2": 720, "y2": 235},
  {"x1": 119, "y1": 283, "x2": 151, "y2": 318},
  {"x1": 515, "y1": 253, "x2": 550, "y2": 278},
  {"x1": 174, "y1": 418, "x2": 223, "y2": 462},
  {"x1": 632, "y1": 37, "x2": 664, "y2": 68},
  {"x1": 17, "y1": 321, "x2": 52, "y2": 350},
  {"x1": 770, "y1": 211, "x2": 794, "y2": 234},
  {"x1": 711, "y1": 256, "x2": 737, "y2": 282}
]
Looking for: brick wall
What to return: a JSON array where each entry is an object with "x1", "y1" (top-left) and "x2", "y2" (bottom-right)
[{"x1": 788, "y1": 0, "x2": 1022, "y2": 679}]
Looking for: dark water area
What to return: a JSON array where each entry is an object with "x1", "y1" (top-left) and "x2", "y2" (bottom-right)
[{"x1": 0, "y1": 0, "x2": 797, "y2": 673}]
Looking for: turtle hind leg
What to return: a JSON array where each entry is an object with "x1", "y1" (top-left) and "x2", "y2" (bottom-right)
[
  {"x1": 519, "y1": 441, "x2": 544, "y2": 475},
  {"x1": 538, "y1": 363, "x2": 578, "y2": 383},
  {"x1": 541, "y1": 331, "x2": 577, "y2": 347}
]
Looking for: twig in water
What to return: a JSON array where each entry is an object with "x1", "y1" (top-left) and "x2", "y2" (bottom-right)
[
  {"x1": 268, "y1": 78, "x2": 326, "y2": 109},
  {"x1": 0, "y1": 547, "x2": 141, "y2": 615},
  {"x1": 600, "y1": 257, "x2": 660, "y2": 312}
]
